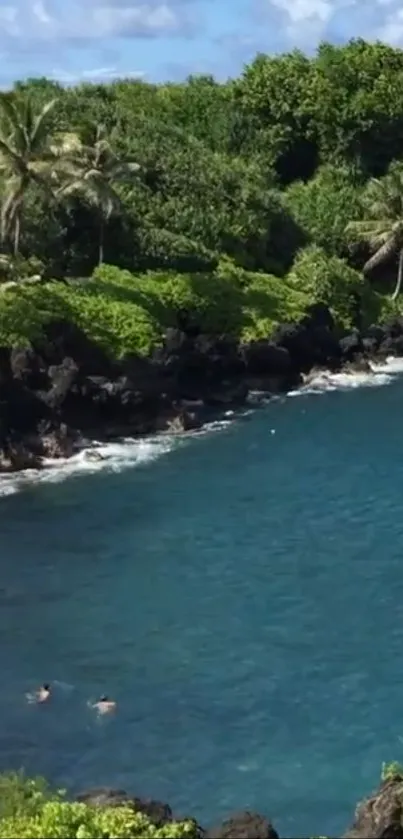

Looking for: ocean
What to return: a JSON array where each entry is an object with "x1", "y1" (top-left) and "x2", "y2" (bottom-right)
[{"x1": 1, "y1": 360, "x2": 403, "y2": 837}]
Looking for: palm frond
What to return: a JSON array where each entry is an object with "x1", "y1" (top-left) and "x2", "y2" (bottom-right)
[
  {"x1": 0, "y1": 95, "x2": 26, "y2": 155},
  {"x1": 364, "y1": 236, "x2": 400, "y2": 273},
  {"x1": 30, "y1": 97, "x2": 58, "y2": 150},
  {"x1": 0, "y1": 177, "x2": 24, "y2": 242},
  {"x1": 0, "y1": 138, "x2": 26, "y2": 175}
]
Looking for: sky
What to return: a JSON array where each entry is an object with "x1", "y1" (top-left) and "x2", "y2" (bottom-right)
[{"x1": 0, "y1": 0, "x2": 403, "y2": 87}]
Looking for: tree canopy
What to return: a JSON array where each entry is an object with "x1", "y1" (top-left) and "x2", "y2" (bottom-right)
[{"x1": 1, "y1": 38, "x2": 403, "y2": 351}]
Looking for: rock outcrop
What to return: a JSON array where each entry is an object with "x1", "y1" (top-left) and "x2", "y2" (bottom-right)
[
  {"x1": 1, "y1": 304, "x2": 403, "y2": 471},
  {"x1": 75, "y1": 772, "x2": 403, "y2": 839},
  {"x1": 344, "y1": 774, "x2": 403, "y2": 839},
  {"x1": 206, "y1": 812, "x2": 279, "y2": 838}
]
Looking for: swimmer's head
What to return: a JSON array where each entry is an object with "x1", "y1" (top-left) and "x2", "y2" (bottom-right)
[
  {"x1": 99, "y1": 695, "x2": 108, "y2": 702},
  {"x1": 42, "y1": 684, "x2": 50, "y2": 691}
]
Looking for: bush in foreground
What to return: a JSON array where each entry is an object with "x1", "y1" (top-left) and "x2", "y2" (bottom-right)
[{"x1": 0, "y1": 772, "x2": 198, "y2": 838}]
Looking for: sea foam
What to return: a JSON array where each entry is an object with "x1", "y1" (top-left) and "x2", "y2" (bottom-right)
[{"x1": 1, "y1": 356, "x2": 403, "y2": 496}]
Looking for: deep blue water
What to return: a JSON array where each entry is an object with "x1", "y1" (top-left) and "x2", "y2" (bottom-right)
[{"x1": 2, "y1": 377, "x2": 403, "y2": 837}]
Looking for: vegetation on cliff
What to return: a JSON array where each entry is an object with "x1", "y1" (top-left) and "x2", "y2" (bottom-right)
[
  {"x1": 2, "y1": 39, "x2": 403, "y2": 353},
  {"x1": 0, "y1": 773, "x2": 198, "y2": 838}
]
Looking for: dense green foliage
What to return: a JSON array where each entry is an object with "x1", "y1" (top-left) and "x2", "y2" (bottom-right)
[
  {"x1": 0, "y1": 773, "x2": 197, "y2": 838},
  {"x1": 3, "y1": 39, "x2": 403, "y2": 353}
]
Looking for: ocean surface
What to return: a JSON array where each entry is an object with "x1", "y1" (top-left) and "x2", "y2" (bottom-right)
[{"x1": 2, "y1": 361, "x2": 403, "y2": 837}]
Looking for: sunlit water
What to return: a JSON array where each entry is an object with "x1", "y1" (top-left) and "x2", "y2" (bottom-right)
[{"x1": 1, "y1": 360, "x2": 403, "y2": 836}]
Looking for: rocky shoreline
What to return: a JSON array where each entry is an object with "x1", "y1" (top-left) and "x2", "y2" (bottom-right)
[
  {"x1": 76, "y1": 770, "x2": 403, "y2": 837},
  {"x1": 1, "y1": 302, "x2": 403, "y2": 473}
]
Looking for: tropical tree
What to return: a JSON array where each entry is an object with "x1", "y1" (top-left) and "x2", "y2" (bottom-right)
[
  {"x1": 346, "y1": 163, "x2": 403, "y2": 300},
  {"x1": 0, "y1": 94, "x2": 59, "y2": 256},
  {"x1": 56, "y1": 123, "x2": 140, "y2": 265}
]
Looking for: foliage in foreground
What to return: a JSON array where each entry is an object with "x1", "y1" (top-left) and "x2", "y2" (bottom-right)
[{"x1": 0, "y1": 772, "x2": 197, "y2": 838}]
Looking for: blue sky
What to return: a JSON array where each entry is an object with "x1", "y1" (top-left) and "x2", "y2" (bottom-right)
[{"x1": 1, "y1": 0, "x2": 403, "y2": 86}]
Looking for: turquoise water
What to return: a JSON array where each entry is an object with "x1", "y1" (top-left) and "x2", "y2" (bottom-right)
[{"x1": 2, "y1": 375, "x2": 403, "y2": 837}]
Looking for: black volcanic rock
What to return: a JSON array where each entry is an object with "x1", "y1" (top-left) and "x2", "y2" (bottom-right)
[{"x1": 206, "y1": 811, "x2": 279, "y2": 839}]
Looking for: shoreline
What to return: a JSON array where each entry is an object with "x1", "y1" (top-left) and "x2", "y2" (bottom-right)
[
  {"x1": 10, "y1": 765, "x2": 401, "y2": 839},
  {"x1": 71, "y1": 767, "x2": 403, "y2": 837},
  {"x1": 2, "y1": 302, "x2": 403, "y2": 479}
]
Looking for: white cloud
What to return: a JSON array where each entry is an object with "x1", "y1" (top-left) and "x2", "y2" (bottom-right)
[
  {"x1": 0, "y1": 0, "x2": 193, "y2": 42},
  {"x1": 377, "y1": 6, "x2": 403, "y2": 43},
  {"x1": 50, "y1": 65, "x2": 146, "y2": 83},
  {"x1": 270, "y1": 0, "x2": 332, "y2": 25}
]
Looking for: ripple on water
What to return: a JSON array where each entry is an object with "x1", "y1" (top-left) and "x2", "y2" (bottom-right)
[{"x1": 1, "y1": 358, "x2": 403, "y2": 836}]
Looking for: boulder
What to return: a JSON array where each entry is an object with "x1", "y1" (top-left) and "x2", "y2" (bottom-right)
[
  {"x1": 303, "y1": 301, "x2": 335, "y2": 331},
  {"x1": 151, "y1": 332, "x2": 244, "y2": 401},
  {"x1": 10, "y1": 347, "x2": 48, "y2": 390},
  {"x1": 379, "y1": 336, "x2": 403, "y2": 357},
  {"x1": 344, "y1": 357, "x2": 372, "y2": 374},
  {"x1": 166, "y1": 408, "x2": 202, "y2": 433},
  {"x1": 0, "y1": 346, "x2": 12, "y2": 385},
  {"x1": 40, "y1": 425, "x2": 77, "y2": 459},
  {"x1": 35, "y1": 319, "x2": 116, "y2": 376},
  {"x1": 383, "y1": 317, "x2": 403, "y2": 339},
  {"x1": 364, "y1": 324, "x2": 387, "y2": 350},
  {"x1": 203, "y1": 381, "x2": 248, "y2": 406},
  {"x1": 0, "y1": 380, "x2": 51, "y2": 436},
  {"x1": 339, "y1": 331, "x2": 364, "y2": 361},
  {"x1": 76, "y1": 788, "x2": 173, "y2": 826},
  {"x1": 272, "y1": 322, "x2": 341, "y2": 372},
  {"x1": 241, "y1": 342, "x2": 292, "y2": 377},
  {"x1": 344, "y1": 775, "x2": 403, "y2": 838},
  {"x1": 0, "y1": 443, "x2": 42, "y2": 472},
  {"x1": 206, "y1": 811, "x2": 279, "y2": 839},
  {"x1": 44, "y1": 358, "x2": 79, "y2": 410}
]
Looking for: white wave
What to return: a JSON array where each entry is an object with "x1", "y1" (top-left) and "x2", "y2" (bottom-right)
[
  {"x1": 0, "y1": 414, "x2": 240, "y2": 497},
  {"x1": 370, "y1": 355, "x2": 403, "y2": 374},
  {"x1": 247, "y1": 390, "x2": 272, "y2": 405},
  {"x1": 2, "y1": 354, "x2": 403, "y2": 496},
  {"x1": 287, "y1": 358, "x2": 402, "y2": 398},
  {"x1": 0, "y1": 436, "x2": 176, "y2": 497}
]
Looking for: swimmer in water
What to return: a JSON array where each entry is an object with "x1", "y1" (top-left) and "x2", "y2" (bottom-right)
[
  {"x1": 91, "y1": 695, "x2": 116, "y2": 715},
  {"x1": 35, "y1": 684, "x2": 51, "y2": 703}
]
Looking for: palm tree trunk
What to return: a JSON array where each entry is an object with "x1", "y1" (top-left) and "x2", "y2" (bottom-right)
[
  {"x1": 13, "y1": 212, "x2": 20, "y2": 257},
  {"x1": 392, "y1": 248, "x2": 403, "y2": 301},
  {"x1": 98, "y1": 217, "x2": 104, "y2": 265}
]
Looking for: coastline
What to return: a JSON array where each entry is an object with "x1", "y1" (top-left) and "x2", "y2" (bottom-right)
[
  {"x1": 2, "y1": 302, "x2": 403, "y2": 481},
  {"x1": 12, "y1": 766, "x2": 401, "y2": 839},
  {"x1": 72, "y1": 768, "x2": 403, "y2": 837}
]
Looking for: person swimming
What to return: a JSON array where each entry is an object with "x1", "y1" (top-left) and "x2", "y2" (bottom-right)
[
  {"x1": 34, "y1": 684, "x2": 51, "y2": 703},
  {"x1": 91, "y1": 695, "x2": 116, "y2": 715}
]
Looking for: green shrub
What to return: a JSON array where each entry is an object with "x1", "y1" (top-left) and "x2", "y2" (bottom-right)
[
  {"x1": 0, "y1": 773, "x2": 198, "y2": 839},
  {"x1": 381, "y1": 761, "x2": 403, "y2": 781},
  {"x1": 93, "y1": 262, "x2": 311, "y2": 342},
  {"x1": 8, "y1": 255, "x2": 396, "y2": 359},
  {"x1": 287, "y1": 245, "x2": 365, "y2": 329},
  {"x1": 240, "y1": 272, "x2": 309, "y2": 342},
  {"x1": 284, "y1": 165, "x2": 364, "y2": 256},
  {"x1": 0, "y1": 278, "x2": 162, "y2": 357}
]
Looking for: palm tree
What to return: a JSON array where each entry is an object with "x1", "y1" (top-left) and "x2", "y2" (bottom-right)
[
  {"x1": 56, "y1": 124, "x2": 140, "y2": 265},
  {"x1": 346, "y1": 163, "x2": 403, "y2": 301},
  {"x1": 0, "y1": 94, "x2": 59, "y2": 256}
]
